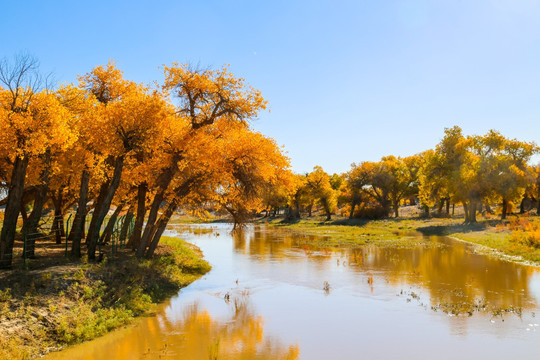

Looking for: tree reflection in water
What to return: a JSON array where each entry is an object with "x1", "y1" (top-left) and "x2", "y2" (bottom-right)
[
  {"x1": 234, "y1": 226, "x2": 536, "y2": 314},
  {"x1": 45, "y1": 294, "x2": 299, "y2": 360}
]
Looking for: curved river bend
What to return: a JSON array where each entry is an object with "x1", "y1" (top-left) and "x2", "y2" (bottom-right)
[{"x1": 46, "y1": 224, "x2": 540, "y2": 359}]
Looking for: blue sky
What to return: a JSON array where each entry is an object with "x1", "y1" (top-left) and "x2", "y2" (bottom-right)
[{"x1": 2, "y1": 0, "x2": 540, "y2": 173}]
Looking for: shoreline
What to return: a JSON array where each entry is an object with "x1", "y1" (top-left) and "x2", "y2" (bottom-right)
[
  {"x1": 252, "y1": 215, "x2": 540, "y2": 267},
  {"x1": 446, "y1": 235, "x2": 539, "y2": 268},
  {"x1": 0, "y1": 236, "x2": 210, "y2": 360}
]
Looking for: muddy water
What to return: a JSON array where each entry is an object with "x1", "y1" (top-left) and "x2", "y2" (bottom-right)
[{"x1": 46, "y1": 224, "x2": 540, "y2": 359}]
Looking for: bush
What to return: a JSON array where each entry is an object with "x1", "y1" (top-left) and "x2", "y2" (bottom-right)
[
  {"x1": 508, "y1": 217, "x2": 540, "y2": 248},
  {"x1": 353, "y1": 205, "x2": 387, "y2": 220}
]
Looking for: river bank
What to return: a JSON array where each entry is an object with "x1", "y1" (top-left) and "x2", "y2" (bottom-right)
[
  {"x1": 0, "y1": 236, "x2": 210, "y2": 360},
  {"x1": 257, "y1": 215, "x2": 540, "y2": 265}
]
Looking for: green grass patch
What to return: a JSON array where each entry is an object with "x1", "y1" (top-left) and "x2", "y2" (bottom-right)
[{"x1": 261, "y1": 217, "x2": 438, "y2": 249}]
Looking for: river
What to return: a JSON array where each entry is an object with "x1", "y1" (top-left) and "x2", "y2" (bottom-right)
[{"x1": 45, "y1": 223, "x2": 540, "y2": 359}]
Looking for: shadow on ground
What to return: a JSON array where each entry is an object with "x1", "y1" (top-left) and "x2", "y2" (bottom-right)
[{"x1": 417, "y1": 220, "x2": 501, "y2": 236}]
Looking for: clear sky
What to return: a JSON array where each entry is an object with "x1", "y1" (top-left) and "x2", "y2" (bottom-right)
[{"x1": 2, "y1": 0, "x2": 540, "y2": 174}]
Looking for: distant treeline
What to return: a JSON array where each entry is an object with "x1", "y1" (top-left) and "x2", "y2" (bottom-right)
[{"x1": 262, "y1": 126, "x2": 539, "y2": 222}]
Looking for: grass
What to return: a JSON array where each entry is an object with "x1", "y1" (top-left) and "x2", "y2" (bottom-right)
[
  {"x1": 259, "y1": 216, "x2": 445, "y2": 249},
  {"x1": 448, "y1": 216, "x2": 540, "y2": 264},
  {"x1": 0, "y1": 236, "x2": 210, "y2": 360}
]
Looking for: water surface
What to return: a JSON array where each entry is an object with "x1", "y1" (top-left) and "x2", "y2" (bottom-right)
[{"x1": 46, "y1": 224, "x2": 540, "y2": 359}]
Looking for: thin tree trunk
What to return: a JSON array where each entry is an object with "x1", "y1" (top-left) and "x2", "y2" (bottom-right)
[
  {"x1": 144, "y1": 199, "x2": 178, "y2": 259},
  {"x1": 139, "y1": 178, "x2": 197, "y2": 258},
  {"x1": 51, "y1": 191, "x2": 64, "y2": 244},
  {"x1": 128, "y1": 182, "x2": 147, "y2": 249},
  {"x1": 87, "y1": 156, "x2": 124, "y2": 260},
  {"x1": 70, "y1": 169, "x2": 90, "y2": 258},
  {"x1": 520, "y1": 195, "x2": 527, "y2": 214},
  {"x1": 293, "y1": 198, "x2": 301, "y2": 219},
  {"x1": 138, "y1": 157, "x2": 180, "y2": 256},
  {"x1": 0, "y1": 156, "x2": 30, "y2": 269},
  {"x1": 100, "y1": 203, "x2": 124, "y2": 245},
  {"x1": 119, "y1": 207, "x2": 134, "y2": 246},
  {"x1": 349, "y1": 200, "x2": 357, "y2": 220},
  {"x1": 86, "y1": 184, "x2": 108, "y2": 245},
  {"x1": 136, "y1": 191, "x2": 164, "y2": 257},
  {"x1": 537, "y1": 191, "x2": 540, "y2": 216},
  {"x1": 501, "y1": 198, "x2": 508, "y2": 220},
  {"x1": 23, "y1": 182, "x2": 50, "y2": 258},
  {"x1": 20, "y1": 203, "x2": 28, "y2": 226},
  {"x1": 437, "y1": 199, "x2": 444, "y2": 215}
]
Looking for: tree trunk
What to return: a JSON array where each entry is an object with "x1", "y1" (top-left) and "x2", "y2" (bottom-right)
[
  {"x1": 85, "y1": 183, "x2": 108, "y2": 245},
  {"x1": 128, "y1": 182, "x2": 147, "y2": 249},
  {"x1": 138, "y1": 157, "x2": 180, "y2": 255},
  {"x1": 119, "y1": 207, "x2": 134, "y2": 246},
  {"x1": 20, "y1": 203, "x2": 28, "y2": 226},
  {"x1": 463, "y1": 202, "x2": 469, "y2": 223},
  {"x1": 445, "y1": 198, "x2": 450, "y2": 215},
  {"x1": 87, "y1": 156, "x2": 124, "y2": 260},
  {"x1": 393, "y1": 203, "x2": 399, "y2": 218},
  {"x1": 0, "y1": 156, "x2": 30, "y2": 269},
  {"x1": 139, "y1": 178, "x2": 196, "y2": 258},
  {"x1": 349, "y1": 200, "x2": 357, "y2": 220},
  {"x1": 293, "y1": 198, "x2": 301, "y2": 219},
  {"x1": 501, "y1": 198, "x2": 508, "y2": 220},
  {"x1": 469, "y1": 201, "x2": 477, "y2": 223},
  {"x1": 424, "y1": 204, "x2": 430, "y2": 217},
  {"x1": 520, "y1": 196, "x2": 525, "y2": 214},
  {"x1": 23, "y1": 182, "x2": 50, "y2": 258},
  {"x1": 383, "y1": 204, "x2": 391, "y2": 218},
  {"x1": 100, "y1": 203, "x2": 124, "y2": 245},
  {"x1": 70, "y1": 169, "x2": 90, "y2": 258},
  {"x1": 144, "y1": 199, "x2": 178, "y2": 259},
  {"x1": 437, "y1": 199, "x2": 444, "y2": 215},
  {"x1": 51, "y1": 191, "x2": 65, "y2": 244}
]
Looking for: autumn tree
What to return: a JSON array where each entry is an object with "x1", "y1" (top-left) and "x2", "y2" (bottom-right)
[
  {"x1": 345, "y1": 163, "x2": 370, "y2": 219},
  {"x1": 216, "y1": 129, "x2": 291, "y2": 229},
  {"x1": 284, "y1": 174, "x2": 308, "y2": 220},
  {"x1": 78, "y1": 63, "x2": 169, "y2": 260},
  {"x1": 0, "y1": 55, "x2": 76, "y2": 268},
  {"x1": 380, "y1": 155, "x2": 419, "y2": 218},
  {"x1": 136, "y1": 64, "x2": 268, "y2": 258},
  {"x1": 470, "y1": 131, "x2": 537, "y2": 219},
  {"x1": 304, "y1": 166, "x2": 337, "y2": 221}
]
